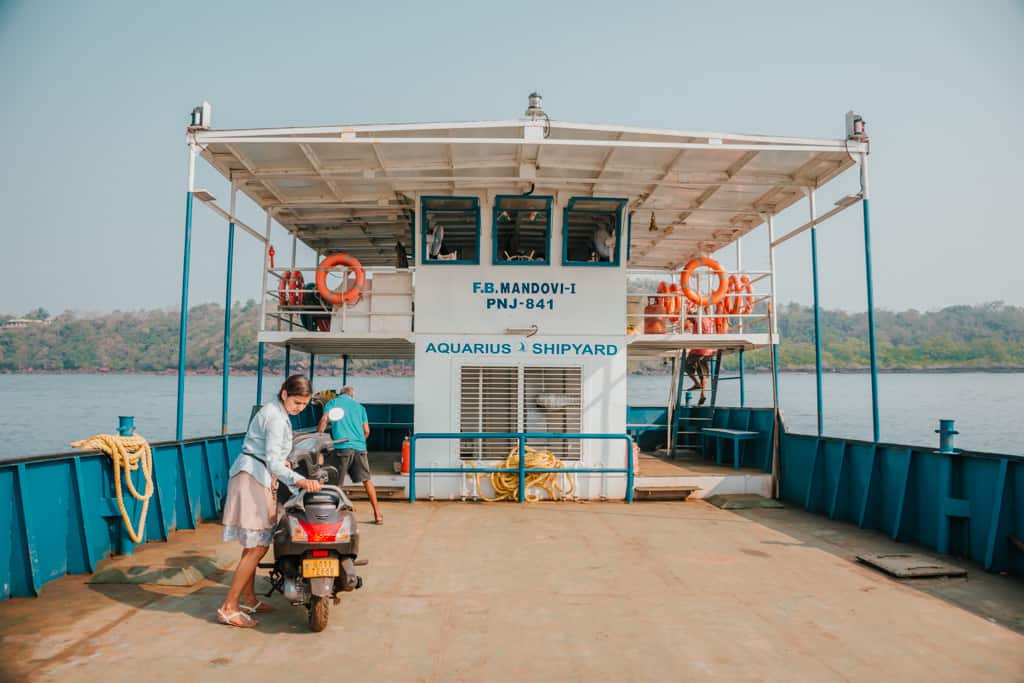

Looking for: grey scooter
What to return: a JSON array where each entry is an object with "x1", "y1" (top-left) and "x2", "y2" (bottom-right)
[{"x1": 259, "y1": 411, "x2": 365, "y2": 631}]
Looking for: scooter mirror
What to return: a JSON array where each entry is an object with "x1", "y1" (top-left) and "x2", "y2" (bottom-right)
[{"x1": 327, "y1": 407, "x2": 345, "y2": 422}]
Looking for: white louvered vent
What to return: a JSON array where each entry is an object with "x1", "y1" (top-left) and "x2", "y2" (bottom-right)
[
  {"x1": 524, "y1": 366, "x2": 582, "y2": 460},
  {"x1": 459, "y1": 365, "x2": 582, "y2": 460},
  {"x1": 459, "y1": 366, "x2": 518, "y2": 459}
]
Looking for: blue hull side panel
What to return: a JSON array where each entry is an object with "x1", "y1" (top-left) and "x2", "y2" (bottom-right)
[
  {"x1": 0, "y1": 433, "x2": 244, "y2": 601},
  {"x1": 779, "y1": 430, "x2": 1023, "y2": 576}
]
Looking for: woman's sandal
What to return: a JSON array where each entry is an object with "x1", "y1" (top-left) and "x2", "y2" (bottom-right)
[
  {"x1": 240, "y1": 600, "x2": 274, "y2": 614},
  {"x1": 217, "y1": 608, "x2": 257, "y2": 628}
]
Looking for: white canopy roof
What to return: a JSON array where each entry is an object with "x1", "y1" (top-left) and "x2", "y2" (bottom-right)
[{"x1": 194, "y1": 118, "x2": 863, "y2": 269}]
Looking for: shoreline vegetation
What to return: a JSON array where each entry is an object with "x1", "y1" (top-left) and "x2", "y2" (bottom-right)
[{"x1": 2, "y1": 301, "x2": 1022, "y2": 375}]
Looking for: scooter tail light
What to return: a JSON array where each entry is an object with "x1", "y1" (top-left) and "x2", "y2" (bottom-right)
[
  {"x1": 296, "y1": 519, "x2": 347, "y2": 543},
  {"x1": 288, "y1": 517, "x2": 308, "y2": 542}
]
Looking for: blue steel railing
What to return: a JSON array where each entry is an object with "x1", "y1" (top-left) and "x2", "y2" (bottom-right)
[{"x1": 409, "y1": 432, "x2": 635, "y2": 503}]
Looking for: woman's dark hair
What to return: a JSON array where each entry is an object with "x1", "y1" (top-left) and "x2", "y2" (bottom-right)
[{"x1": 279, "y1": 375, "x2": 313, "y2": 399}]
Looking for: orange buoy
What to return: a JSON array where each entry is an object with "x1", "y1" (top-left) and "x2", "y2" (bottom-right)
[
  {"x1": 680, "y1": 256, "x2": 728, "y2": 307},
  {"x1": 316, "y1": 253, "x2": 366, "y2": 306},
  {"x1": 714, "y1": 302, "x2": 730, "y2": 333},
  {"x1": 643, "y1": 296, "x2": 667, "y2": 334},
  {"x1": 737, "y1": 275, "x2": 754, "y2": 314},
  {"x1": 657, "y1": 282, "x2": 677, "y2": 322},
  {"x1": 277, "y1": 270, "x2": 304, "y2": 306},
  {"x1": 668, "y1": 283, "x2": 683, "y2": 323},
  {"x1": 722, "y1": 275, "x2": 740, "y2": 315}
]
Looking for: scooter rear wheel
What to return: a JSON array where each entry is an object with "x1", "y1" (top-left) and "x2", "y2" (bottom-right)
[{"x1": 308, "y1": 596, "x2": 330, "y2": 632}]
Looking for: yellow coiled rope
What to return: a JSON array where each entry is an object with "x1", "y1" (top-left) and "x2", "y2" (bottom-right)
[
  {"x1": 71, "y1": 434, "x2": 154, "y2": 544},
  {"x1": 470, "y1": 445, "x2": 576, "y2": 502}
]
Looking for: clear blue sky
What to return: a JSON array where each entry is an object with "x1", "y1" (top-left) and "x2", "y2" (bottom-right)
[{"x1": 2, "y1": 0, "x2": 1021, "y2": 315}]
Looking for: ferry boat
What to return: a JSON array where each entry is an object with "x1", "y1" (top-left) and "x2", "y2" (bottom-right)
[{"x1": 1, "y1": 96, "x2": 1020, "y2": 679}]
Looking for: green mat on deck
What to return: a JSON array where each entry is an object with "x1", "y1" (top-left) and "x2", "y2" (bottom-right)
[
  {"x1": 705, "y1": 494, "x2": 783, "y2": 510},
  {"x1": 88, "y1": 553, "x2": 235, "y2": 587}
]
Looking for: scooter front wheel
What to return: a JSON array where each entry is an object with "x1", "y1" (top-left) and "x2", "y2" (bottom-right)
[{"x1": 308, "y1": 595, "x2": 330, "y2": 632}]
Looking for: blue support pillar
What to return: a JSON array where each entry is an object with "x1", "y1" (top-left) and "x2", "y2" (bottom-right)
[
  {"x1": 738, "y1": 350, "x2": 745, "y2": 407},
  {"x1": 517, "y1": 435, "x2": 526, "y2": 503},
  {"x1": 221, "y1": 215, "x2": 236, "y2": 435},
  {"x1": 255, "y1": 342, "x2": 265, "y2": 405},
  {"x1": 309, "y1": 353, "x2": 316, "y2": 383},
  {"x1": 811, "y1": 225, "x2": 824, "y2": 437},
  {"x1": 342, "y1": 354, "x2": 350, "y2": 385},
  {"x1": 175, "y1": 190, "x2": 194, "y2": 441},
  {"x1": 284, "y1": 345, "x2": 292, "y2": 377},
  {"x1": 862, "y1": 197, "x2": 881, "y2": 442}
]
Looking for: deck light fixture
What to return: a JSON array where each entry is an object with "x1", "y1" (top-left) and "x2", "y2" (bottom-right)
[
  {"x1": 193, "y1": 189, "x2": 216, "y2": 202},
  {"x1": 834, "y1": 194, "x2": 861, "y2": 209}
]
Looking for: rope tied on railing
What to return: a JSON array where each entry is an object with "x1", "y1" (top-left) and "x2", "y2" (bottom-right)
[
  {"x1": 71, "y1": 434, "x2": 154, "y2": 543},
  {"x1": 469, "y1": 445, "x2": 576, "y2": 502}
]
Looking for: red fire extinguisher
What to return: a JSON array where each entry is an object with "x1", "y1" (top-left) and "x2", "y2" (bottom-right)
[{"x1": 400, "y1": 435, "x2": 411, "y2": 475}]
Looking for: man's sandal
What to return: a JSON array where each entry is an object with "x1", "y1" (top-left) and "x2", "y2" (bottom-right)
[
  {"x1": 241, "y1": 600, "x2": 274, "y2": 614},
  {"x1": 217, "y1": 608, "x2": 256, "y2": 628}
]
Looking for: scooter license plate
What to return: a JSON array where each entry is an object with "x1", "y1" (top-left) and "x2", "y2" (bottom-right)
[{"x1": 301, "y1": 558, "x2": 339, "y2": 578}]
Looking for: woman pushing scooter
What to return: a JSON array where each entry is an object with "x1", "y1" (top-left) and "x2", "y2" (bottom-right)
[{"x1": 217, "y1": 375, "x2": 323, "y2": 628}]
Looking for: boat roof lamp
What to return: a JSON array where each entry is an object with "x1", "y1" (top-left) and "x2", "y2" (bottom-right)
[
  {"x1": 193, "y1": 189, "x2": 216, "y2": 202},
  {"x1": 845, "y1": 110, "x2": 867, "y2": 141},
  {"x1": 524, "y1": 93, "x2": 545, "y2": 119},
  {"x1": 189, "y1": 101, "x2": 212, "y2": 131}
]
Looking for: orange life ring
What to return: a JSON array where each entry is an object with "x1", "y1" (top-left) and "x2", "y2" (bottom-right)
[
  {"x1": 680, "y1": 256, "x2": 728, "y2": 307},
  {"x1": 721, "y1": 274, "x2": 754, "y2": 316},
  {"x1": 277, "y1": 270, "x2": 304, "y2": 306},
  {"x1": 722, "y1": 275, "x2": 739, "y2": 315},
  {"x1": 737, "y1": 275, "x2": 754, "y2": 315},
  {"x1": 667, "y1": 283, "x2": 683, "y2": 323},
  {"x1": 316, "y1": 253, "x2": 365, "y2": 307}
]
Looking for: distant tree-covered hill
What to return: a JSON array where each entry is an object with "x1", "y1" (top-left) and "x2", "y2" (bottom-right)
[
  {"x1": 1, "y1": 301, "x2": 1022, "y2": 373},
  {"x1": 0, "y1": 301, "x2": 406, "y2": 375},
  {"x1": 732, "y1": 301, "x2": 1024, "y2": 372}
]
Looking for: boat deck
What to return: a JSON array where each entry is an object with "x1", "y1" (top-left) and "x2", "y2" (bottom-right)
[
  {"x1": 1, "y1": 501, "x2": 1020, "y2": 682},
  {"x1": 635, "y1": 451, "x2": 771, "y2": 499}
]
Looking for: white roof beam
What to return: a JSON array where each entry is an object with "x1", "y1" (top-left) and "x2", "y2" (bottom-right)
[
  {"x1": 200, "y1": 135, "x2": 858, "y2": 154},
  {"x1": 633, "y1": 151, "x2": 759, "y2": 260},
  {"x1": 298, "y1": 143, "x2": 346, "y2": 203},
  {"x1": 225, "y1": 144, "x2": 288, "y2": 205}
]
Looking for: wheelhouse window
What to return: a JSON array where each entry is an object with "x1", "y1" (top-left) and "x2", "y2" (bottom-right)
[
  {"x1": 421, "y1": 196, "x2": 479, "y2": 264},
  {"x1": 562, "y1": 197, "x2": 626, "y2": 266},
  {"x1": 492, "y1": 195, "x2": 552, "y2": 265}
]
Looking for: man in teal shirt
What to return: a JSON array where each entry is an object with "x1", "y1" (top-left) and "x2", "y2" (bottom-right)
[{"x1": 317, "y1": 386, "x2": 383, "y2": 524}]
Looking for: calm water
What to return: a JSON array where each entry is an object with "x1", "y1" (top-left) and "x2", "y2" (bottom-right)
[{"x1": 0, "y1": 372, "x2": 1021, "y2": 460}]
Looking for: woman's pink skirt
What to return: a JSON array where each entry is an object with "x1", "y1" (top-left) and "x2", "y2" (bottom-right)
[{"x1": 221, "y1": 472, "x2": 276, "y2": 548}]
